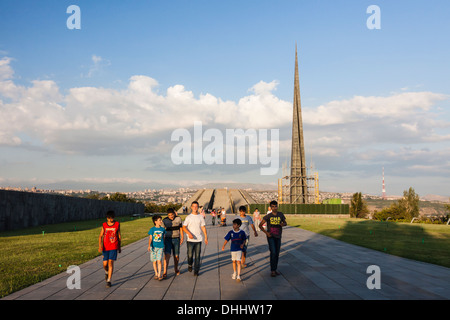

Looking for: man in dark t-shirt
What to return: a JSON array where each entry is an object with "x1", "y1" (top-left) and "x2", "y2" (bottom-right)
[
  {"x1": 259, "y1": 200, "x2": 287, "y2": 277},
  {"x1": 162, "y1": 208, "x2": 184, "y2": 277}
]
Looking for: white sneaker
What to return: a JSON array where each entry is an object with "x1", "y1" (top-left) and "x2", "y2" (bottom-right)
[
  {"x1": 232, "y1": 273, "x2": 236, "y2": 279},
  {"x1": 236, "y1": 275, "x2": 241, "y2": 282}
]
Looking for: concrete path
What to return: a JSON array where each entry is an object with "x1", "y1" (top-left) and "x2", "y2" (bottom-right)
[{"x1": 3, "y1": 215, "x2": 450, "y2": 300}]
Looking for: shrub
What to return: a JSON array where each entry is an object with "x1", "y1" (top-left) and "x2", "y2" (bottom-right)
[{"x1": 350, "y1": 192, "x2": 369, "y2": 218}]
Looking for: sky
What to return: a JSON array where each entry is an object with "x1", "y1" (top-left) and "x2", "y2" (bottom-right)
[{"x1": 0, "y1": 0, "x2": 449, "y2": 197}]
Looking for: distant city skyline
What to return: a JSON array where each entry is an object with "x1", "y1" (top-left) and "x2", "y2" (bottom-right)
[{"x1": 0, "y1": 1, "x2": 449, "y2": 198}]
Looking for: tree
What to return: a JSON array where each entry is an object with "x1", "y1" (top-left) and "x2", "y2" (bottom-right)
[
  {"x1": 374, "y1": 202, "x2": 404, "y2": 221},
  {"x1": 144, "y1": 202, "x2": 182, "y2": 213},
  {"x1": 350, "y1": 192, "x2": 369, "y2": 218},
  {"x1": 397, "y1": 187, "x2": 420, "y2": 220},
  {"x1": 373, "y1": 187, "x2": 420, "y2": 221},
  {"x1": 109, "y1": 192, "x2": 136, "y2": 203},
  {"x1": 445, "y1": 198, "x2": 450, "y2": 222},
  {"x1": 86, "y1": 193, "x2": 101, "y2": 200}
]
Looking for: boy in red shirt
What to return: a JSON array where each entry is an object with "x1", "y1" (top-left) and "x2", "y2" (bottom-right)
[{"x1": 98, "y1": 210, "x2": 121, "y2": 287}]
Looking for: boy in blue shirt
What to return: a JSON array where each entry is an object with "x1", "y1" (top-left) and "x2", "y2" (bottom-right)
[
  {"x1": 222, "y1": 219, "x2": 247, "y2": 282},
  {"x1": 148, "y1": 215, "x2": 165, "y2": 280}
]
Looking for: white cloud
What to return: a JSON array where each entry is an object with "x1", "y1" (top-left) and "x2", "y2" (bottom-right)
[
  {"x1": 0, "y1": 58, "x2": 292, "y2": 155},
  {"x1": 0, "y1": 57, "x2": 14, "y2": 81},
  {"x1": 303, "y1": 92, "x2": 448, "y2": 126},
  {"x1": 92, "y1": 55, "x2": 102, "y2": 64},
  {"x1": 302, "y1": 92, "x2": 450, "y2": 156},
  {"x1": 83, "y1": 54, "x2": 110, "y2": 78},
  {"x1": 1, "y1": 56, "x2": 450, "y2": 192}
]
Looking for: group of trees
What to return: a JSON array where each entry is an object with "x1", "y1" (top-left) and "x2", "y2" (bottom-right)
[
  {"x1": 350, "y1": 187, "x2": 421, "y2": 221},
  {"x1": 144, "y1": 202, "x2": 182, "y2": 214},
  {"x1": 373, "y1": 187, "x2": 420, "y2": 221},
  {"x1": 86, "y1": 192, "x2": 137, "y2": 203},
  {"x1": 86, "y1": 192, "x2": 182, "y2": 214}
]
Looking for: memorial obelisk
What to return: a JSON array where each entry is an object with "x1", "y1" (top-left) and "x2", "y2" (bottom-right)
[{"x1": 290, "y1": 45, "x2": 308, "y2": 204}]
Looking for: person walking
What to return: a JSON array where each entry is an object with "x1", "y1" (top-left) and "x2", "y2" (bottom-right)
[
  {"x1": 98, "y1": 210, "x2": 121, "y2": 288},
  {"x1": 148, "y1": 215, "x2": 165, "y2": 280},
  {"x1": 220, "y1": 208, "x2": 227, "y2": 226},
  {"x1": 182, "y1": 201, "x2": 208, "y2": 276},
  {"x1": 222, "y1": 219, "x2": 247, "y2": 282},
  {"x1": 253, "y1": 208, "x2": 261, "y2": 231},
  {"x1": 236, "y1": 205, "x2": 258, "y2": 268},
  {"x1": 211, "y1": 209, "x2": 217, "y2": 226},
  {"x1": 162, "y1": 208, "x2": 183, "y2": 277},
  {"x1": 259, "y1": 200, "x2": 287, "y2": 277}
]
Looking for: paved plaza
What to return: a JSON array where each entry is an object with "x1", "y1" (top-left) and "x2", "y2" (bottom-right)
[{"x1": 3, "y1": 215, "x2": 450, "y2": 300}]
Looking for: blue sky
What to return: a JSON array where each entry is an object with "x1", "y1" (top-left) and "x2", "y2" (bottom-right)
[{"x1": 0, "y1": 0, "x2": 449, "y2": 198}]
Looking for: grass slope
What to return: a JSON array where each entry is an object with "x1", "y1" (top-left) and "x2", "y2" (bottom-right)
[
  {"x1": 0, "y1": 215, "x2": 166, "y2": 298},
  {"x1": 288, "y1": 216, "x2": 450, "y2": 268}
]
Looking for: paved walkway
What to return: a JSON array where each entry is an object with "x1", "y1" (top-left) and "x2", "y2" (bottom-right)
[{"x1": 3, "y1": 215, "x2": 450, "y2": 300}]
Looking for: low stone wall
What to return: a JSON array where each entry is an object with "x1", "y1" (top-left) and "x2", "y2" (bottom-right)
[{"x1": 0, "y1": 190, "x2": 145, "y2": 232}]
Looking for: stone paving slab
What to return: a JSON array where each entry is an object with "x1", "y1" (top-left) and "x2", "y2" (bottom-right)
[{"x1": 3, "y1": 214, "x2": 450, "y2": 300}]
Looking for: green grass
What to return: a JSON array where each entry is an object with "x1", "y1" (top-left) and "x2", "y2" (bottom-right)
[
  {"x1": 3, "y1": 215, "x2": 449, "y2": 298},
  {"x1": 0, "y1": 215, "x2": 184, "y2": 298},
  {"x1": 288, "y1": 216, "x2": 450, "y2": 268}
]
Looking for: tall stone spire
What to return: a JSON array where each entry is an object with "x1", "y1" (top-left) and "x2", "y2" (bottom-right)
[{"x1": 290, "y1": 44, "x2": 308, "y2": 204}]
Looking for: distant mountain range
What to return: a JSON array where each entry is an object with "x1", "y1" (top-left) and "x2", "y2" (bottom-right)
[
  {"x1": 5, "y1": 180, "x2": 448, "y2": 202},
  {"x1": 421, "y1": 194, "x2": 449, "y2": 203},
  {"x1": 194, "y1": 182, "x2": 277, "y2": 191},
  {"x1": 19, "y1": 180, "x2": 278, "y2": 193}
]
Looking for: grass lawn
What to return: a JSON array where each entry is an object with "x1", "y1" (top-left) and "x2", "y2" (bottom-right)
[
  {"x1": 0, "y1": 214, "x2": 182, "y2": 298},
  {"x1": 288, "y1": 216, "x2": 450, "y2": 269},
  {"x1": 2, "y1": 214, "x2": 449, "y2": 298}
]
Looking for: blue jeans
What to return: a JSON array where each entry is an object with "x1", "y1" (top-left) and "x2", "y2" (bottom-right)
[
  {"x1": 164, "y1": 237, "x2": 180, "y2": 256},
  {"x1": 187, "y1": 241, "x2": 202, "y2": 272},
  {"x1": 267, "y1": 236, "x2": 281, "y2": 272}
]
